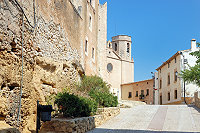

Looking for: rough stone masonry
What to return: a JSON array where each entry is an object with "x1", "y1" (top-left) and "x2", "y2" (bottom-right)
[{"x1": 0, "y1": 0, "x2": 85, "y2": 132}]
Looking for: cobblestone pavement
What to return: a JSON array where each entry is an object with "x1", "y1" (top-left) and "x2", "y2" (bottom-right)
[{"x1": 88, "y1": 105, "x2": 200, "y2": 133}]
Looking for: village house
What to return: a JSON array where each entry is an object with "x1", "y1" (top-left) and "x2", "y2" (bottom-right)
[
  {"x1": 121, "y1": 79, "x2": 154, "y2": 104},
  {"x1": 155, "y1": 39, "x2": 200, "y2": 104}
]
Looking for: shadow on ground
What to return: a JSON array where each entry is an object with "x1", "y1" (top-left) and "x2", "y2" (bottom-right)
[
  {"x1": 88, "y1": 128, "x2": 200, "y2": 133},
  {"x1": 0, "y1": 128, "x2": 20, "y2": 133},
  {"x1": 188, "y1": 104, "x2": 200, "y2": 113}
]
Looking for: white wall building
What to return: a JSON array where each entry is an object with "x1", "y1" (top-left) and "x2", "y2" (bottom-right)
[{"x1": 155, "y1": 39, "x2": 200, "y2": 104}]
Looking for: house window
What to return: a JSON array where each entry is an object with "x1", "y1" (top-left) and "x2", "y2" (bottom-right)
[
  {"x1": 160, "y1": 69, "x2": 161, "y2": 73},
  {"x1": 115, "y1": 43, "x2": 117, "y2": 51},
  {"x1": 128, "y1": 92, "x2": 132, "y2": 98},
  {"x1": 174, "y1": 90, "x2": 177, "y2": 99},
  {"x1": 174, "y1": 71, "x2": 177, "y2": 82},
  {"x1": 160, "y1": 79, "x2": 162, "y2": 89},
  {"x1": 160, "y1": 95, "x2": 162, "y2": 105},
  {"x1": 147, "y1": 82, "x2": 148, "y2": 84},
  {"x1": 146, "y1": 89, "x2": 149, "y2": 96},
  {"x1": 92, "y1": 47, "x2": 95, "y2": 59},
  {"x1": 168, "y1": 63, "x2": 170, "y2": 68},
  {"x1": 168, "y1": 74, "x2": 170, "y2": 85},
  {"x1": 136, "y1": 91, "x2": 138, "y2": 97},
  {"x1": 127, "y1": 43, "x2": 130, "y2": 53},
  {"x1": 175, "y1": 57, "x2": 176, "y2": 63},
  {"x1": 85, "y1": 40, "x2": 88, "y2": 53},
  {"x1": 168, "y1": 92, "x2": 170, "y2": 101},
  {"x1": 141, "y1": 90, "x2": 144, "y2": 95}
]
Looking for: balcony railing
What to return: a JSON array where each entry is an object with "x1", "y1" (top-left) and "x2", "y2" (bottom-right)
[{"x1": 139, "y1": 94, "x2": 145, "y2": 99}]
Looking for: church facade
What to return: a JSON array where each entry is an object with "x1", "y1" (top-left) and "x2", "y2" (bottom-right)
[{"x1": 98, "y1": 35, "x2": 134, "y2": 100}]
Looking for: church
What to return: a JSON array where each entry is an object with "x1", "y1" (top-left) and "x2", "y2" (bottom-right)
[{"x1": 99, "y1": 35, "x2": 134, "y2": 100}]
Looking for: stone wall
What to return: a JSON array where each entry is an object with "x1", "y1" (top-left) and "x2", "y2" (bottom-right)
[
  {"x1": 194, "y1": 92, "x2": 200, "y2": 108},
  {"x1": 0, "y1": 0, "x2": 107, "y2": 132},
  {"x1": 94, "y1": 107, "x2": 120, "y2": 127},
  {"x1": 40, "y1": 107, "x2": 120, "y2": 133},
  {"x1": 0, "y1": 0, "x2": 84, "y2": 132}
]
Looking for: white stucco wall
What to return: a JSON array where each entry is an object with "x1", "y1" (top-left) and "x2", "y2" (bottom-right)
[
  {"x1": 156, "y1": 39, "x2": 200, "y2": 104},
  {"x1": 180, "y1": 45, "x2": 200, "y2": 98}
]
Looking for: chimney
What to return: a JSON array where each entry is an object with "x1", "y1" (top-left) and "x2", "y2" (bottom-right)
[{"x1": 191, "y1": 39, "x2": 197, "y2": 51}]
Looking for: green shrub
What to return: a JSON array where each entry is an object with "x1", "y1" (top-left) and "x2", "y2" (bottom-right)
[
  {"x1": 89, "y1": 89, "x2": 118, "y2": 107},
  {"x1": 55, "y1": 92, "x2": 97, "y2": 117},
  {"x1": 76, "y1": 75, "x2": 110, "y2": 92}
]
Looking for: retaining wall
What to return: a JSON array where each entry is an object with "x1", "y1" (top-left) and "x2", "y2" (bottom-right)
[
  {"x1": 194, "y1": 92, "x2": 200, "y2": 108},
  {"x1": 40, "y1": 107, "x2": 120, "y2": 133}
]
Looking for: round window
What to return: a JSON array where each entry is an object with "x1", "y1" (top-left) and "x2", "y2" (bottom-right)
[{"x1": 107, "y1": 63, "x2": 113, "y2": 72}]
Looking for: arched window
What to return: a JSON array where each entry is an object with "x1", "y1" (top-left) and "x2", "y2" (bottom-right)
[
  {"x1": 115, "y1": 43, "x2": 117, "y2": 51},
  {"x1": 127, "y1": 43, "x2": 130, "y2": 53}
]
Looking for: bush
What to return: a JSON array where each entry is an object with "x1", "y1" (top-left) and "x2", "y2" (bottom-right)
[
  {"x1": 76, "y1": 75, "x2": 110, "y2": 92},
  {"x1": 55, "y1": 92, "x2": 97, "y2": 117},
  {"x1": 89, "y1": 89, "x2": 118, "y2": 107}
]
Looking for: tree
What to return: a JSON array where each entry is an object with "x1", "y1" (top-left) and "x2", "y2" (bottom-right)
[{"x1": 181, "y1": 43, "x2": 200, "y2": 87}]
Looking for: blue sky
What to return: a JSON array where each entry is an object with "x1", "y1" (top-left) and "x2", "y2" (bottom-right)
[{"x1": 100, "y1": 0, "x2": 200, "y2": 82}]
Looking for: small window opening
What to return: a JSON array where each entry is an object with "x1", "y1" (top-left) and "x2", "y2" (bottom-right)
[
  {"x1": 174, "y1": 71, "x2": 177, "y2": 82},
  {"x1": 89, "y1": 16, "x2": 92, "y2": 29},
  {"x1": 168, "y1": 92, "x2": 170, "y2": 101},
  {"x1": 115, "y1": 43, "x2": 117, "y2": 51},
  {"x1": 146, "y1": 89, "x2": 149, "y2": 96},
  {"x1": 136, "y1": 91, "x2": 138, "y2": 97},
  {"x1": 85, "y1": 40, "x2": 88, "y2": 53},
  {"x1": 92, "y1": 47, "x2": 95, "y2": 59},
  {"x1": 168, "y1": 74, "x2": 170, "y2": 85},
  {"x1": 160, "y1": 79, "x2": 162, "y2": 89},
  {"x1": 175, "y1": 57, "x2": 177, "y2": 63},
  {"x1": 127, "y1": 43, "x2": 130, "y2": 53},
  {"x1": 174, "y1": 90, "x2": 177, "y2": 99},
  {"x1": 128, "y1": 92, "x2": 132, "y2": 98},
  {"x1": 141, "y1": 90, "x2": 144, "y2": 95}
]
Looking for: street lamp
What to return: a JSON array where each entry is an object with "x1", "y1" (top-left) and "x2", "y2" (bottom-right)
[
  {"x1": 151, "y1": 72, "x2": 155, "y2": 104},
  {"x1": 175, "y1": 71, "x2": 186, "y2": 104},
  {"x1": 179, "y1": 52, "x2": 187, "y2": 104}
]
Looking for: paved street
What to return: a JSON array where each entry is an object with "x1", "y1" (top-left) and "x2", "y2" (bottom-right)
[{"x1": 88, "y1": 105, "x2": 200, "y2": 133}]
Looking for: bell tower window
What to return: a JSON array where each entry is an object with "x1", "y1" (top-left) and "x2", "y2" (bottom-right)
[
  {"x1": 127, "y1": 43, "x2": 130, "y2": 53},
  {"x1": 115, "y1": 43, "x2": 117, "y2": 51}
]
